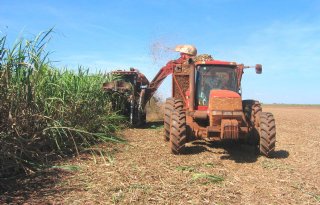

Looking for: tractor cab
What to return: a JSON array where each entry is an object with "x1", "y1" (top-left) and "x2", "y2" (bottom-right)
[{"x1": 195, "y1": 63, "x2": 238, "y2": 106}]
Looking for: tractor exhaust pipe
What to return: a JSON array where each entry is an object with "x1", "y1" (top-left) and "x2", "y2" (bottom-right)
[{"x1": 189, "y1": 61, "x2": 195, "y2": 111}]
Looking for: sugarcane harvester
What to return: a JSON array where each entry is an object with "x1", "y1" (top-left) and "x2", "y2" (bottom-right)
[
  {"x1": 103, "y1": 68, "x2": 150, "y2": 126},
  {"x1": 104, "y1": 45, "x2": 276, "y2": 157}
]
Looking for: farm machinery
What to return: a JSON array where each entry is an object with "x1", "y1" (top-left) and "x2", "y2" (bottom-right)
[
  {"x1": 104, "y1": 45, "x2": 276, "y2": 157},
  {"x1": 103, "y1": 68, "x2": 150, "y2": 126}
]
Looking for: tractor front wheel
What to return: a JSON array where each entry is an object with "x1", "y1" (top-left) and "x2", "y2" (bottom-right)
[
  {"x1": 170, "y1": 110, "x2": 187, "y2": 154},
  {"x1": 259, "y1": 112, "x2": 276, "y2": 157},
  {"x1": 164, "y1": 98, "x2": 174, "y2": 141},
  {"x1": 164, "y1": 98, "x2": 183, "y2": 141}
]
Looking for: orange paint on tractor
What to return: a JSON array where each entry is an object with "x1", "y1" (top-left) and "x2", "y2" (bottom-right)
[{"x1": 209, "y1": 90, "x2": 241, "y2": 98}]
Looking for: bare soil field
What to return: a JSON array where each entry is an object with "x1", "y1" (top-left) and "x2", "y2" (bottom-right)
[{"x1": 1, "y1": 105, "x2": 320, "y2": 204}]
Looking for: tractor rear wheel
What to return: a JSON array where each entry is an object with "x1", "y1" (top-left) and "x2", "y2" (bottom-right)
[
  {"x1": 164, "y1": 98, "x2": 183, "y2": 141},
  {"x1": 164, "y1": 98, "x2": 174, "y2": 141},
  {"x1": 259, "y1": 112, "x2": 276, "y2": 157},
  {"x1": 170, "y1": 109, "x2": 187, "y2": 154}
]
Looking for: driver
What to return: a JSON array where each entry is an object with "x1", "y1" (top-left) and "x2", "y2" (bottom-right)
[{"x1": 220, "y1": 73, "x2": 230, "y2": 89}]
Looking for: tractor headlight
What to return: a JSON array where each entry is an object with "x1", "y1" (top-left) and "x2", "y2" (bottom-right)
[
  {"x1": 212, "y1": 111, "x2": 242, "y2": 116},
  {"x1": 223, "y1": 111, "x2": 233, "y2": 115},
  {"x1": 212, "y1": 111, "x2": 222, "y2": 115},
  {"x1": 232, "y1": 111, "x2": 243, "y2": 116}
]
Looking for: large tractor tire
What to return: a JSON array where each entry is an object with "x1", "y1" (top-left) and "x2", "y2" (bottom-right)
[
  {"x1": 169, "y1": 109, "x2": 187, "y2": 154},
  {"x1": 259, "y1": 112, "x2": 276, "y2": 157},
  {"x1": 163, "y1": 98, "x2": 183, "y2": 141},
  {"x1": 243, "y1": 100, "x2": 262, "y2": 144}
]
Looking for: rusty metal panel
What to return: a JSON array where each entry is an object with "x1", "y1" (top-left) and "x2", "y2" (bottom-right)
[
  {"x1": 172, "y1": 63, "x2": 191, "y2": 102},
  {"x1": 172, "y1": 74, "x2": 189, "y2": 102}
]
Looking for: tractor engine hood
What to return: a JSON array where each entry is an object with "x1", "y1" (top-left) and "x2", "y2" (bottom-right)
[{"x1": 208, "y1": 90, "x2": 242, "y2": 111}]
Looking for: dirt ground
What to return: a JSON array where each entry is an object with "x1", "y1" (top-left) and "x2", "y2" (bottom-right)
[{"x1": 1, "y1": 106, "x2": 319, "y2": 204}]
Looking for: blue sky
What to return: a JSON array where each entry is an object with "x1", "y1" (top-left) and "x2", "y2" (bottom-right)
[{"x1": 1, "y1": 0, "x2": 319, "y2": 104}]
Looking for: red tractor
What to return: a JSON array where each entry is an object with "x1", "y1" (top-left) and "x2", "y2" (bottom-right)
[
  {"x1": 104, "y1": 45, "x2": 276, "y2": 157},
  {"x1": 152, "y1": 45, "x2": 275, "y2": 157}
]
